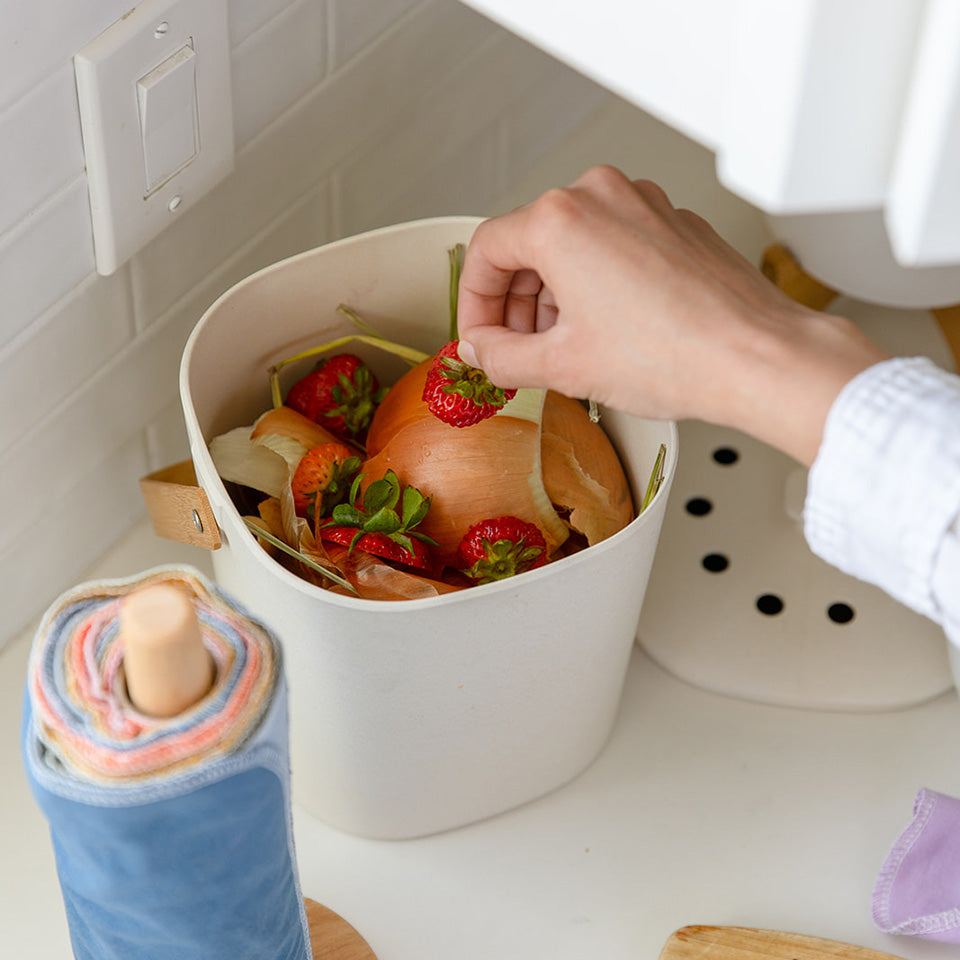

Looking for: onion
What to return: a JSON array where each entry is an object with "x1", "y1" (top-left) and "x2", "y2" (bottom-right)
[
  {"x1": 362, "y1": 362, "x2": 635, "y2": 565},
  {"x1": 361, "y1": 365, "x2": 567, "y2": 564}
]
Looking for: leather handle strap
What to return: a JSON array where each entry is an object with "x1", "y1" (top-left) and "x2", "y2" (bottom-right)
[{"x1": 139, "y1": 460, "x2": 222, "y2": 550}]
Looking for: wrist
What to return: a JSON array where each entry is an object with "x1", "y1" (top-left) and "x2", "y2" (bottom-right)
[{"x1": 725, "y1": 309, "x2": 890, "y2": 467}]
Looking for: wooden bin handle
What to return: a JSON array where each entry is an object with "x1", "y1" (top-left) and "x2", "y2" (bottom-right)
[{"x1": 140, "y1": 460, "x2": 222, "y2": 550}]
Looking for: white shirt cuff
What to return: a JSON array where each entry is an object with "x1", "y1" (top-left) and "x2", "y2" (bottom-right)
[{"x1": 804, "y1": 356, "x2": 960, "y2": 622}]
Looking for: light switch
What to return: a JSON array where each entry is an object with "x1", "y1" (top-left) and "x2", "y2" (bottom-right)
[
  {"x1": 137, "y1": 42, "x2": 199, "y2": 194},
  {"x1": 75, "y1": 0, "x2": 234, "y2": 275}
]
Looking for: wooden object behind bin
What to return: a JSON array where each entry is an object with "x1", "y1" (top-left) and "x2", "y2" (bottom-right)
[{"x1": 762, "y1": 243, "x2": 960, "y2": 372}]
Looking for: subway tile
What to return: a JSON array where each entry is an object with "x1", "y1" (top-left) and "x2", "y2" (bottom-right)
[
  {"x1": 145, "y1": 400, "x2": 193, "y2": 472},
  {"x1": 0, "y1": 303, "x2": 192, "y2": 558},
  {"x1": 228, "y1": 0, "x2": 298, "y2": 48},
  {"x1": 0, "y1": 177, "x2": 96, "y2": 350},
  {"x1": 0, "y1": 63, "x2": 85, "y2": 239},
  {"x1": 501, "y1": 59, "x2": 609, "y2": 185},
  {"x1": 231, "y1": 0, "x2": 327, "y2": 149},
  {"x1": 337, "y1": 31, "x2": 561, "y2": 232},
  {"x1": 0, "y1": 0, "x2": 130, "y2": 112},
  {"x1": 131, "y1": 0, "x2": 494, "y2": 322},
  {"x1": 0, "y1": 268, "x2": 134, "y2": 457},
  {"x1": 1, "y1": 433, "x2": 151, "y2": 649},
  {"x1": 327, "y1": 0, "x2": 420, "y2": 71},
  {"x1": 0, "y1": 183, "x2": 331, "y2": 559},
  {"x1": 344, "y1": 125, "x2": 500, "y2": 235}
]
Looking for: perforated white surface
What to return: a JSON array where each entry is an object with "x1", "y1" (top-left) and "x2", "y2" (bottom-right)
[{"x1": 636, "y1": 302, "x2": 957, "y2": 711}]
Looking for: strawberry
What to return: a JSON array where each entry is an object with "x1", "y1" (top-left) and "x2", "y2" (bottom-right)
[
  {"x1": 457, "y1": 516, "x2": 548, "y2": 584},
  {"x1": 421, "y1": 340, "x2": 517, "y2": 428},
  {"x1": 317, "y1": 470, "x2": 436, "y2": 571},
  {"x1": 290, "y1": 443, "x2": 361, "y2": 521},
  {"x1": 286, "y1": 353, "x2": 387, "y2": 441}
]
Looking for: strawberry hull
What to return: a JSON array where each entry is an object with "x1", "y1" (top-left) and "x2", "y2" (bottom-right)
[{"x1": 176, "y1": 218, "x2": 677, "y2": 839}]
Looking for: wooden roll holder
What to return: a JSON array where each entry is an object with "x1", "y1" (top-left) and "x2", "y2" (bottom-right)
[{"x1": 118, "y1": 584, "x2": 377, "y2": 960}]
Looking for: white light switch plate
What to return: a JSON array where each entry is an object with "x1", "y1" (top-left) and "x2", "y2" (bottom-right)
[{"x1": 75, "y1": 0, "x2": 234, "y2": 276}]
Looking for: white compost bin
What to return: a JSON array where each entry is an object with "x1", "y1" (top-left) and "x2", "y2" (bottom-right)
[{"x1": 179, "y1": 217, "x2": 677, "y2": 839}]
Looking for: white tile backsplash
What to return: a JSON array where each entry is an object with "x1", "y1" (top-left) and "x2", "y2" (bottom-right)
[
  {"x1": 0, "y1": 433, "x2": 151, "y2": 635},
  {"x1": 0, "y1": 0, "x2": 130, "y2": 111},
  {"x1": 0, "y1": 268, "x2": 134, "y2": 457},
  {"x1": 0, "y1": 63, "x2": 85, "y2": 239},
  {"x1": 228, "y1": 0, "x2": 297, "y2": 48},
  {"x1": 230, "y1": 0, "x2": 327, "y2": 149},
  {"x1": 501, "y1": 57, "x2": 609, "y2": 184},
  {"x1": 0, "y1": 177, "x2": 95, "y2": 349},
  {"x1": 0, "y1": 0, "x2": 636, "y2": 645},
  {"x1": 327, "y1": 0, "x2": 421, "y2": 71}
]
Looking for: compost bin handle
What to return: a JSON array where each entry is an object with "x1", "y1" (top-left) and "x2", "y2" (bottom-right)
[{"x1": 139, "y1": 460, "x2": 222, "y2": 550}]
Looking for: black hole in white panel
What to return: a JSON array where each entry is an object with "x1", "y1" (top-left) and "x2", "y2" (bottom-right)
[
  {"x1": 685, "y1": 497, "x2": 713, "y2": 516},
  {"x1": 712, "y1": 447, "x2": 739, "y2": 465},
  {"x1": 827, "y1": 603, "x2": 855, "y2": 624},
  {"x1": 756, "y1": 594, "x2": 784, "y2": 615},
  {"x1": 702, "y1": 553, "x2": 729, "y2": 573}
]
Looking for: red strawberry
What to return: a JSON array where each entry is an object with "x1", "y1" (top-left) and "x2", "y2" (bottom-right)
[
  {"x1": 317, "y1": 469, "x2": 436, "y2": 571},
  {"x1": 321, "y1": 528, "x2": 433, "y2": 570},
  {"x1": 286, "y1": 353, "x2": 386, "y2": 441},
  {"x1": 290, "y1": 443, "x2": 361, "y2": 521},
  {"x1": 457, "y1": 516, "x2": 548, "y2": 584},
  {"x1": 421, "y1": 340, "x2": 517, "y2": 428}
]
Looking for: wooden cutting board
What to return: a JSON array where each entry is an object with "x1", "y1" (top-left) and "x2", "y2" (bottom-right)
[
  {"x1": 660, "y1": 926, "x2": 906, "y2": 960},
  {"x1": 305, "y1": 898, "x2": 377, "y2": 959}
]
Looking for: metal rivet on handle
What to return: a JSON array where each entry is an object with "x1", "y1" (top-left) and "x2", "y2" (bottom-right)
[{"x1": 192, "y1": 510, "x2": 203, "y2": 533}]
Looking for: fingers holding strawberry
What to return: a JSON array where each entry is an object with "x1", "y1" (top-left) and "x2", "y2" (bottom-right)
[{"x1": 422, "y1": 340, "x2": 517, "y2": 428}]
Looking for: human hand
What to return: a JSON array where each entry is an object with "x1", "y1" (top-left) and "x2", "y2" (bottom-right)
[{"x1": 457, "y1": 165, "x2": 889, "y2": 466}]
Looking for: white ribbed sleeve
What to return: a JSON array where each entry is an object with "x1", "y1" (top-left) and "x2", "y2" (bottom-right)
[{"x1": 804, "y1": 357, "x2": 960, "y2": 644}]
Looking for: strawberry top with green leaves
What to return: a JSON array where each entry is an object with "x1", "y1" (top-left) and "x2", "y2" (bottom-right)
[
  {"x1": 317, "y1": 470, "x2": 436, "y2": 571},
  {"x1": 291, "y1": 442, "x2": 361, "y2": 521},
  {"x1": 457, "y1": 516, "x2": 548, "y2": 584},
  {"x1": 421, "y1": 340, "x2": 517, "y2": 428},
  {"x1": 286, "y1": 353, "x2": 386, "y2": 441}
]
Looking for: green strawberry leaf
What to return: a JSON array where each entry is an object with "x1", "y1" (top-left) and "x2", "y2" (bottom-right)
[
  {"x1": 392, "y1": 533, "x2": 415, "y2": 556},
  {"x1": 331, "y1": 503, "x2": 365, "y2": 526},
  {"x1": 410, "y1": 530, "x2": 439, "y2": 547},
  {"x1": 364, "y1": 506, "x2": 401, "y2": 535},
  {"x1": 401, "y1": 487, "x2": 431, "y2": 529},
  {"x1": 348, "y1": 473, "x2": 365, "y2": 505},
  {"x1": 363, "y1": 474, "x2": 399, "y2": 515}
]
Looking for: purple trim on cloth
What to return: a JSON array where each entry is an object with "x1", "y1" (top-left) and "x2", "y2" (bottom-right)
[{"x1": 873, "y1": 788, "x2": 960, "y2": 941}]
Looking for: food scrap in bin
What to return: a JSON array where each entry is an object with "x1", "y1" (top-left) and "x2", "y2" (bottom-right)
[{"x1": 209, "y1": 246, "x2": 666, "y2": 600}]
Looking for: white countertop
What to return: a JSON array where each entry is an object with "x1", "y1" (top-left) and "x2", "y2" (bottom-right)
[{"x1": 4, "y1": 519, "x2": 960, "y2": 960}]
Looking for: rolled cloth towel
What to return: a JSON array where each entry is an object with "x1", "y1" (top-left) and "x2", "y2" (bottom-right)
[{"x1": 21, "y1": 565, "x2": 311, "y2": 960}]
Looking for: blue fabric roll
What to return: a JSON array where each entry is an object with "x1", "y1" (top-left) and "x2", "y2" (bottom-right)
[{"x1": 21, "y1": 566, "x2": 312, "y2": 960}]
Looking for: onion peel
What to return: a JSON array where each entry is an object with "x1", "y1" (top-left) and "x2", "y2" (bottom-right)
[{"x1": 540, "y1": 391, "x2": 634, "y2": 545}]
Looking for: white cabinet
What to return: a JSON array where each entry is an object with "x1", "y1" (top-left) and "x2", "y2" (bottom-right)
[{"x1": 462, "y1": 0, "x2": 960, "y2": 296}]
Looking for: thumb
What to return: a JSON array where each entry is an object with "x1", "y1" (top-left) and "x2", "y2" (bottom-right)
[{"x1": 458, "y1": 325, "x2": 552, "y2": 391}]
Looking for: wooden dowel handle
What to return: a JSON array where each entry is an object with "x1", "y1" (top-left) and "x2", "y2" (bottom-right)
[{"x1": 120, "y1": 584, "x2": 215, "y2": 717}]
